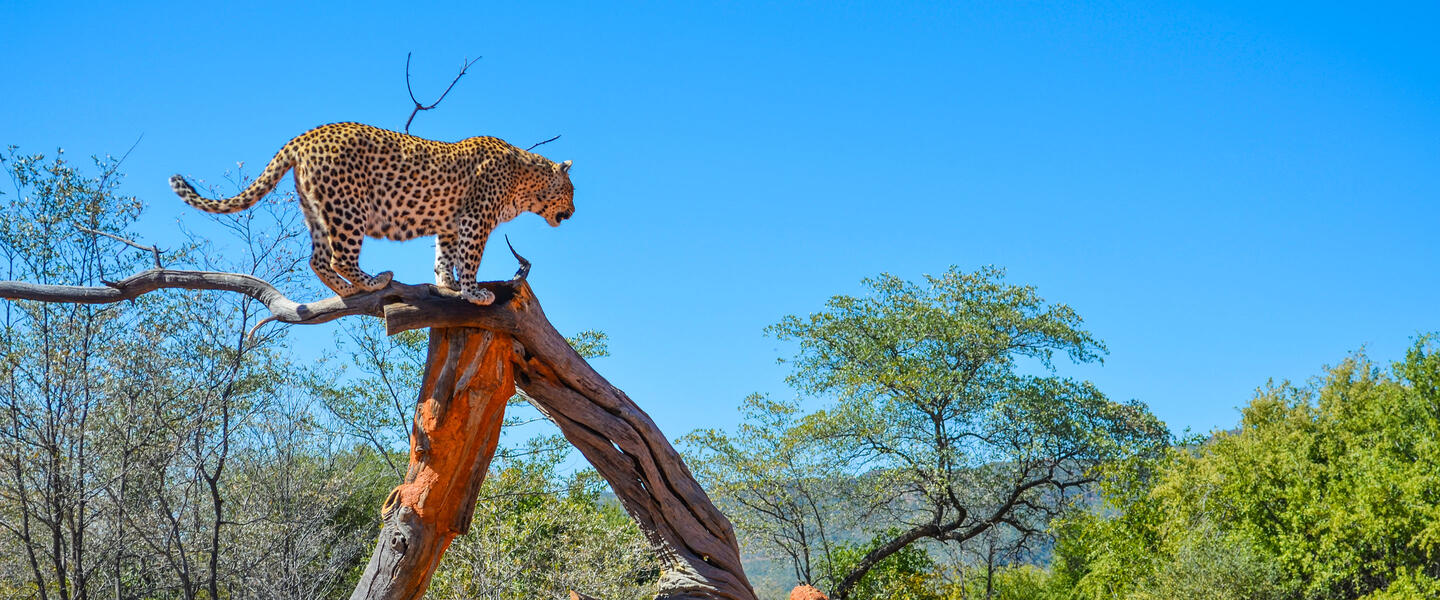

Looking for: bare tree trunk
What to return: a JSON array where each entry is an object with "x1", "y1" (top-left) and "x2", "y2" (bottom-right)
[
  {"x1": 348, "y1": 327, "x2": 512, "y2": 600},
  {"x1": 984, "y1": 545, "x2": 995, "y2": 600}
]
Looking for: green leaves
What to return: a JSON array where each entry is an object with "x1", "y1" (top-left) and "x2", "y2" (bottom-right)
[
  {"x1": 820, "y1": 530, "x2": 942, "y2": 600},
  {"x1": 0, "y1": 148, "x2": 145, "y2": 285},
  {"x1": 769, "y1": 266, "x2": 1106, "y2": 403},
  {"x1": 567, "y1": 329, "x2": 611, "y2": 360},
  {"x1": 769, "y1": 265, "x2": 1164, "y2": 503},
  {"x1": 1056, "y1": 338, "x2": 1440, "y2": 599}
]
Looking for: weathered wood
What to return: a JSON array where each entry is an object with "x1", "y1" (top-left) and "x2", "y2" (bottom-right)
[
  {"x1": 348, "y1": 328, "x2": 512, "y2": 600},
  {"x1": 0, "y1": 268, "x2": 517, "y2": 333},
  {"x1": 386, "y1": 283, "x2": 758, "y2": 600}
]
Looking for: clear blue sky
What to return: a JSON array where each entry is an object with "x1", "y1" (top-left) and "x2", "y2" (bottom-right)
[{"x1": 4, "y1": 1, "x2": 1437, "y2": 440}]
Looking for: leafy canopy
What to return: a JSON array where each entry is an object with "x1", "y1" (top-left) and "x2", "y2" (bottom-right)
[
  {"x1": 1054, "y1": 336, "x2": 1440, "y2": 600},
  {"x1": 691, "y1": 266, "x2": 1167, "y2": 599}
]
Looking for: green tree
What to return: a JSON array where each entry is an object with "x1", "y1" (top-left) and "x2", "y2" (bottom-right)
[
  {"x1": 312, "y1": 319, "x2": 429, "y2": 478},
  {"x1": 0, "y1": 146, "x2": 148, "y2": 600},
  {"x1": 692, "y1": 266, "x2": 1168, "y2": 599}
]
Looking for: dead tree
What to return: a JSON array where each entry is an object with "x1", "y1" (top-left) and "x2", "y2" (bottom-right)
[{"x1": 0, "y1": 252, "x2": 758, "y2": 600}]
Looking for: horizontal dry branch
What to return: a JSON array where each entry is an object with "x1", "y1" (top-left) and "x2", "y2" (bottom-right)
[{"x1": 0, "y1": 268, "x2": 524, "y2": 332}]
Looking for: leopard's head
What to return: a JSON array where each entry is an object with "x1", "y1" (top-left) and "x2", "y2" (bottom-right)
[{"x1": 537, "y1": 160, "x2": 575, "y2": 227}]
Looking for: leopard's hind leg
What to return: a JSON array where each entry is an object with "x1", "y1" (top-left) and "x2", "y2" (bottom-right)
[
  {"x1": 306, "y1": 226, "x2": 359, "y2": 297},
  {"x1": 320, "y1": 208, "x2": 392, "y2": 294},
  {"x1": 297, "y1": 186, "x2": 359, "y2": 297},
  {"x1": 327, "y1": 236, "x2": 392, "y2": 293}
]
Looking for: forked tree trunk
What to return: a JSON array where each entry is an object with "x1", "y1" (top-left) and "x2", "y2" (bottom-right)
[{"x1": 372, "y1": 281, "x2": 758, "y2": 599}]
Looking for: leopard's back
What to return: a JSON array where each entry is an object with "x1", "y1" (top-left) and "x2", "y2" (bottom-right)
[{"x1": 286, "y1": 123, "x2": 515, "y2": 242}]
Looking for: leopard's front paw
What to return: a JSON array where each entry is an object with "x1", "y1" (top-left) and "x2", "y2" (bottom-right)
[{"x1": 460, "y1": 288, "x2": 495, "y2": 306}]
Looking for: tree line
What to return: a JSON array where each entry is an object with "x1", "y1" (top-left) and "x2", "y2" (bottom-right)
[
  {"x1": 683, "y1": 257, "x2": 1440, "y2": 598},
  {"x1": 3, "y1": 145, "x2": 1436, "y2": 600}
]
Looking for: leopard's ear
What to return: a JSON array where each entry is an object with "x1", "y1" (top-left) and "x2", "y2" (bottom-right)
[{"x1": 559, "y1": 160, "x2": 572, "y2": 174}]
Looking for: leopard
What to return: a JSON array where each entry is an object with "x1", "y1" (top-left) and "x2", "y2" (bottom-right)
[{"x1": 170, "y1": 122, "x2": 575, "y2": 305}]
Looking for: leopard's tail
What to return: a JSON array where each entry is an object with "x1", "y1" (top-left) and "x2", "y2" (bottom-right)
[{"x1": 170, "y1": 144, "x2": 295, "y2": 214}]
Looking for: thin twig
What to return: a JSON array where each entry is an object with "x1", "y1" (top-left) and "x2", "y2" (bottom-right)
[
  {"x1": 75, "y1": 225, "x2": 164, "y2": 268},
  {"x1": 404, "y1": 52, "x2": 482, "y2": 134},
  {"x1": 525, "y1": 135, "x2": 562, "y2": 152},
  {"x1": 98, "y1": 134, "x2": 144, "y2": 187}
]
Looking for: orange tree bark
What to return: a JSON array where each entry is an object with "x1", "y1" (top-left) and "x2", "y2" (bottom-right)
[
  {"x1": 347, "y1": 328, "x2": 512, "y2": 600},
  {"x1": 385, "y1": 281, "x2": 757, "y2": 600}
]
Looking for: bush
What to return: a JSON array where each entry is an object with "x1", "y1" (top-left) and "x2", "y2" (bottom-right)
[{"x1": 1052, "y1": 337, "x2": 1440, "y2": 600}]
